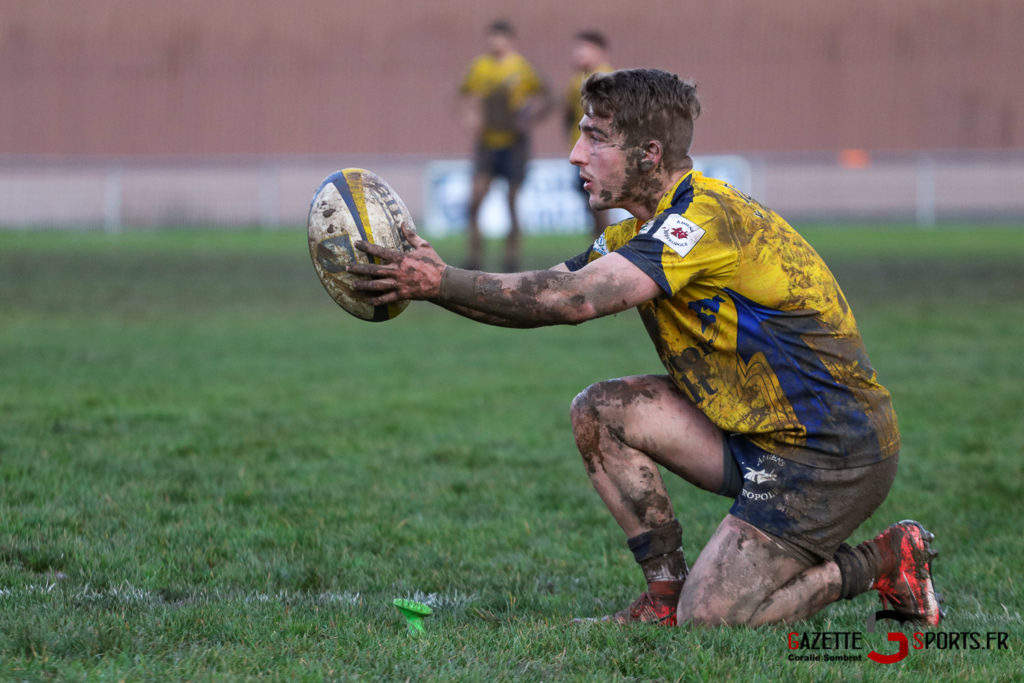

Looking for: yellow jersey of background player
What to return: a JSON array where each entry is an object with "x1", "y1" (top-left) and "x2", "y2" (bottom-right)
[
  {"x1": 564, "y1": 30, "x2": 612, "y2": 149},
  {"x1": 459, "y1": 49, "x2": 547, "y2": 150},
  {"x1": 565, "y1": 170, "x2": 900, "y2": 469}
]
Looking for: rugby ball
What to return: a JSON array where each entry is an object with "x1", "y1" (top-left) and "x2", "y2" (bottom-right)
[{"x1": 307, "y1": 169, "x2": 415, "y2": 322}]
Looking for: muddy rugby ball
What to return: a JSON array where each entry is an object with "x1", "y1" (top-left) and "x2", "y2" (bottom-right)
[{"x1": 307, "y1": 169, "x2": 415, "y2": 322}]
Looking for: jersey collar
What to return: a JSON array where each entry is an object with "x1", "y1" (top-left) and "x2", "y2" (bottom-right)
[{"x1": 654, "y1": 169, "x2": 697, "y2": 216}]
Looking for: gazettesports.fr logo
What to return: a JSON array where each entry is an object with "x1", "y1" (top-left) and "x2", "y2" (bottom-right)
[{"x1": 786, "y1": 610, "x2": 1010, "y2": 665}]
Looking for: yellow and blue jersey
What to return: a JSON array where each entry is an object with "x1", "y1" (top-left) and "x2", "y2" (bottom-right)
[
  {"x1": 565, "y1": 171, "x2": 899, "y2": 468},
  {"x1": 459, "y1": 53, "x2": 546, "y2": 149}
]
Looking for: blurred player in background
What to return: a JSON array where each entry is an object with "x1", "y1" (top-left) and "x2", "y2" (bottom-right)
[
  {"x1": 350, "y1": 68, "x2": 941, "y2": 629},
  {"x1": 565, "y1": 31, "x2": 613, "y2": 237},
  {"x1": 457, "y1": 20, "x2": 552, "y2": 271}
]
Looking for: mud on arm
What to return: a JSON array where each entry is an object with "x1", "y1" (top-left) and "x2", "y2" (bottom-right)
[{"x1": 436, "y1": 253, "x2": 660, "y2": 326}]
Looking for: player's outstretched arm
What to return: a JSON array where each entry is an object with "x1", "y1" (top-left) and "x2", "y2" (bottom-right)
[
  {"x1": 342, "y1": 227, "x2": 533, "y2": 327},
  {"x1": 432, "y1": 263, "x2": 591, "y2": 328},
  {"x1": 433, "y1": 301, "x2": 547, "y2": 328},
  {"x1": 346, "y1": 226, "x2": 660, "y2": 326}
]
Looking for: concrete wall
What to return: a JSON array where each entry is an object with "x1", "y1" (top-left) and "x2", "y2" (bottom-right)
[
  {"x1": 3, "y1": 0, "x2": 1023, "y2": 159},
  {"x1": 5, "y1": 152, "x2": 1022, "y2": 230}
]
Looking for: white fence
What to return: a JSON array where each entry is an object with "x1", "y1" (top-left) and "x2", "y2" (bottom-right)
[
  {"x1": 1, "y1": 152, "x2": 1022, "y2": 232},
  {"x1": 422, "y1": 156, "x2": 752, "y2": 237}
]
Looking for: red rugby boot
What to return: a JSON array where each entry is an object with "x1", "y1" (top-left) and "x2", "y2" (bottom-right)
[
  {"x1": 871, "y1": 520, "x2": 943, "y2": 626},
  {"x1": 579, "y1": 580, "x2": 681, "y2": 626}
]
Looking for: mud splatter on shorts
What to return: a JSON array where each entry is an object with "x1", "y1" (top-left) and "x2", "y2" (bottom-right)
[{"x1": 719, "y1": 434, "x2": 899, "y2": 563}]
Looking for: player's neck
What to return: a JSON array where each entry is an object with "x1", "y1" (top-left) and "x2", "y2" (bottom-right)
[{"x1": 627, "y1": 167, "x2": 692, "y2": 223}]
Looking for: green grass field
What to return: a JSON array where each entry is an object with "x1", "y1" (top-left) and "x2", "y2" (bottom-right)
[{"x1": 1, "y1": 225, "x2": 1021, "y2": 681}]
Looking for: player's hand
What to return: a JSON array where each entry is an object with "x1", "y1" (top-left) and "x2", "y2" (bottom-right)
[{"x1": 346, "y1": 224, "x2": 446, "y2": 305}]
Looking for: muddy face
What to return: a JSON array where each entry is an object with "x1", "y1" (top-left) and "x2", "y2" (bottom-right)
[
  {"x1": 620, "y1": 146, "x2": 664, "y2": 217},
  {"x1": 573, "y1": 114, "x2": 667, "y2": 217},
  {"x1": 593, "y1": 145, "x2": 662, "y2": 216}
]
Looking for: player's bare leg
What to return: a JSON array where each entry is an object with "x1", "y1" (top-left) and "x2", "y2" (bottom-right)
[
  {"x1": 570, "y1": 374, "x2": 941, "y2": 627},
  {"x1": 571, "y1": 375, "x2": 726, "y2": 535},
  {"x1": 465, "y1": 172, "x2": 491, "y2": 270},
  {"x1": 503, "y1": 181, "x2": 522, "y2": 272},
  {"x1": 677, "y1": 515, "x2": 830, "y2": 626},
  {"x1": 678, "y1": 516, "x2": 942, "y2": 626},
  {"x1": 570, "y1": 375, "x2": 726, "y2": 624}
]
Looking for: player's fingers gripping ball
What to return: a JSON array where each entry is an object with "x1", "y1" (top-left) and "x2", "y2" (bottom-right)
[{"x1": 308, "y1": 168, "x2": 416, "y2": 322}]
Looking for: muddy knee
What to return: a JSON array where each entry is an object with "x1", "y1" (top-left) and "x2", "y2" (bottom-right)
[
  {"x1": 570, "y1": 381, "x2": 625, "y2": 472},
  {"x1": 570, "y1": 384, "x2": 601, "y2": 461},
  {"x1": 570, "y1": 380, "x2": 626, "y2": 439}
]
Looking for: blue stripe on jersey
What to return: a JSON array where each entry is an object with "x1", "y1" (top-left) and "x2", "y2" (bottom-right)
[
  {"x1": 646, "y1": 173, "x2": 696, "y2": 232},
  {"x1": 564, "y1": 248, "x2": 591, "y2": 272},
  {"x1": 727, "y1": 288, "x2": 875, "y2": 458},
  {"x1": 616, "y1": 240, "x2": 673, "y2": 293}
]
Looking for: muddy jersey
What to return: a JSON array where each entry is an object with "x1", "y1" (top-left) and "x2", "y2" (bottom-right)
[{"x1": 564, "y1": 171, "x2": 899, "y2": 468}]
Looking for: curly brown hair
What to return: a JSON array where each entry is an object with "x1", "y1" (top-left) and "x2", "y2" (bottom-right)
[{"x1": 581, "y1": 68, "x2": 701, "y2": 172}]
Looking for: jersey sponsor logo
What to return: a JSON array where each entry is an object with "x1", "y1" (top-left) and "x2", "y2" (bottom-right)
[
  {"x1": 743, "y1": 467, "x2": 776, "y2": 485},
  {"x1": 648, "y1": 214, "x2": 705, "y2": 258},
  {"x1": 592, "y1": 234, "x2": 609, "y2": 256}
]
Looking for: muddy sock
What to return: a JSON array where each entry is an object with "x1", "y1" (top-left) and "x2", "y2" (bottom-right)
[
  {"x1": 627, "y1": 520, "x2": 688, "y2": 592},
  {"x1": 834, "y1": 540, "x2": 883, "y2": 600}
]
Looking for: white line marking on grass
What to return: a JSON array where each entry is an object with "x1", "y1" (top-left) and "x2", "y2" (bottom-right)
[
  {"x1": 405, "y1": 589, "x2": 477, "y2": 610},
  {"x1": 0, "y1": 582, "x2": 476, "y2": 612},
  {"x1": 242, "y1": 589, "x2": 364, "y2": 607},
  {"x1": 0, "y1": 582, "x2": 59, "y2": 597},
  {"x1": 77, "y1": 582, "x2": 159, "y2": 605}
]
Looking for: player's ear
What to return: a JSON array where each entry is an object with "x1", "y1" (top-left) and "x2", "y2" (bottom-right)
[{"x1": 638, "y1": 140, "x2": 663, "y2": 172}]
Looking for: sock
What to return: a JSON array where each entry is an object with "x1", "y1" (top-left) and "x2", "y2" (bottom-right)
[
  {"x1": 627, "y1": 519, "x2": 688, "y2": 597},
  {"x1": 834, "y1": 540, "x2": 883, "y2": 600}
]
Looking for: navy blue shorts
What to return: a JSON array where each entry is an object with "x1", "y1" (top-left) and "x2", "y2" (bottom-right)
[
  {"x1": 719, "y1": 434, "x2": 899, "y2": 562},
  {"x1": 474, "y1": 137, "x2": 528, "y2": 184}
]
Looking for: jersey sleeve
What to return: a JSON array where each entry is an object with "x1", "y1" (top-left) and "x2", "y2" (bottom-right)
[
  {"x1": 563, "y1": 233, "x2": 607, "y2": 271},
  {"x1": 616, "y1": 212, "x2": 736, "y2": 295},
  {"x1": 563, "y1": 248, "x2": 592, "y2": 272},
  {"x1": 563, "y1": 219, "x2": 640, "y2": 272}
]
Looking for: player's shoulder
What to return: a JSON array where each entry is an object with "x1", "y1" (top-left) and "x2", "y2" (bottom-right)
[
  {"x1": 509, "y1": 52, "x2": 543, "y2": 78},
  {"x1": 684, "y1": 172, "x2": 753, "y2": 223},
  {"x1": 508, "y1": 51, "x2": 534, "y2": 67},
  {"x1": 602, "y1": 216, "x2": 642, "y2": 251},
  {"x1": 689, "y1": 170, "x2": 730, "y2": 192},
  {"x1": 689, "y1": 171, "x2": 770, "y2": 211},
  {"x1": 647, "y1": 171, "x2": 721, "y2": 225},
  {"x1": 681, "y1": 170, "x2": 737, "y2": 205},
  {"x1": 464, "y1": 53, "x2": 499, "y2": 77}
]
